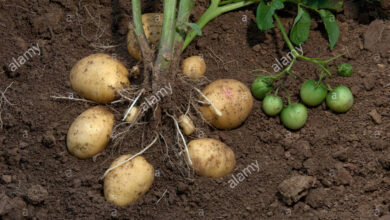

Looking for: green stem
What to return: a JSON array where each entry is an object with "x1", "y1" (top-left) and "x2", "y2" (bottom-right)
[
  {"x1": 287, "y1": 92, "x2": 292, "y2": 105},
  {"x1": 326, "y1": 83, "x2": 333, "y2": 91},
  {"x1": 174, "y1": 0, "x2": 195, "y2": 48},
  {"x1": 274, "y1": 14, "x2": 295, "y2": 53},
  {"x1": 132, "y1": 0, "x2": 145, "y2": 38},
  {"x1": 271, "y1": 56, "x2": 296, "y2": 79},
  {"x1": 155, "y1": 0, "x2": 178, "y2": 70},
  {"x1": 182, "y1": 0, "x2": 258, "y2": 51},
  {"x1": 131, "y1": 0, "x2": 151, "y2": 57}
]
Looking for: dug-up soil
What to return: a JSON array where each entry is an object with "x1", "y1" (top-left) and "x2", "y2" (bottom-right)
[{"x1": 0, "y1": 0, "x2": 390, "y2": 219}]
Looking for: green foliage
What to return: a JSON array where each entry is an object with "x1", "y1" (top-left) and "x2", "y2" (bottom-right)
[
  {"x1": 255, "y1": 0, "x2": 342, "y2": 49},
  {"x1": 256, "y1": 0, "x2": 284, "y2": 31},
  {"x1": 302, "y1": 0, "x2": 343, "y2": 10},
  {"x1": 185, "y1": 22, "x2": 203, "y2": 36},
  {"x1": 290, "y1": 6, "x2": 311, "y2": 45},
  {"x1": 318, "y1": 9, "x2": 340, "y2": 50}
]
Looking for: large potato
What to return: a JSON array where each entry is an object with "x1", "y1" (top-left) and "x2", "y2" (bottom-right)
[
  {"x1": 127, "y1": 13, "x2": 163, "y2": 61},
  {"x1": 199, "y1": 79, "x2": 253, "y2": 130},
  {"x1": 67, "y1": 106, "x2": 114, "y2": 159},
  {"x1": 188, "y1": 138, "x2": 236, "y2": 178},
  {"x1": 70, "y1": 53, "x2": 130, "y2": 103},
  {"x1": 104, "y1": 154, "x2": 154, "y2": 206}
]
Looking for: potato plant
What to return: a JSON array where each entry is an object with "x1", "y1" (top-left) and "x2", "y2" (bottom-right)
[{"x1": 63, "y1": 0, "x2": 358, "y2": 206}]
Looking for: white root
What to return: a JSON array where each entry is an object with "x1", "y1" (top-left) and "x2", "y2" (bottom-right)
[
  {"x1": 50, "y1": 95, "x2": 94, "y2": 103},
  {"x1": 122, "y1": 89, "x2": 144, "y2": 121},
  {"x1": 155, "y1": 189, "x2": 168, "y2": 204},
  {"x1": 0, "y1": 82, "x2": 15, "y2": 129},
  {"x1": 193, "y1": 87, "x2": 222, "y2": 117},
  {"x1": 1, "y1": 82, "x2": 14, "y2": 106},
  {"x1": 102, "y1": 135, "x2": 158, "y2": 179},
  {"x1": 168, "y1": 114, "x2": 193, "y2": 167}
]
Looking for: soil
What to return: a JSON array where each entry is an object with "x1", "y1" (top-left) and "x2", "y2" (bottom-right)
[{"x1": 1, "y1": 0, "x2": 390, "y2": 219}]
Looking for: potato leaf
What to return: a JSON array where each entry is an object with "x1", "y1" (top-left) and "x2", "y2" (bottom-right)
[
  {"x1": 318, "y1": 9, "x2": 339, "y2": 50},
  {"x1": 256, "y1": 0, "x2": 284, "y2": 31},
  {"x1": 289, "y1": 6, "x2": 311, "y2": 45},
  {"x1": 303, "y1": 0, "x2": 343, "y2": 10},
  {"x1": 185, "y1": 22, "x2": 203, "y2": 36}
]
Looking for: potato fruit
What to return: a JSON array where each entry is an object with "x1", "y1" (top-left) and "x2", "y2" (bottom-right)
[
  {"x1": 199, "y1": 79, "x2": 253, "y2": 130},
  {"x1": 182, "y1": 56, "x2": 206, "y2": 80},
  {"x1": 104, "y1": 154, "x2": 154, "y2": 206},
  {"x1": 178, "y1": 114, "x2": 195, "y2": 135},
  {"x1": 127, "y1": 13, "x2": 163, "y2": 61},
  {"x1": 70, "y1": 53, "x2": 130, "y2": 103},
  {"x1": 188, "y1": 138, "x2": 235, "y2": 178},
  {"x1": 67, "y1": 106, "x2": 114, "y2": 159}
]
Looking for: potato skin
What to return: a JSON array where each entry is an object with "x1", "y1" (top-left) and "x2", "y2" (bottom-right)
[
  {"x1": 188, "y1": 138, "x2": 236, "y2": 178},
  {"x1": 127, "y1": 13, "x2": 163, "y2": 61},
  {"x1": 70, "y1": 53, "x2": 130, "y2": 103},
  {"x1": 104, "y1": 154, "x2": 154, "y2": 206},
  {"x1": 199, "y1": 79, "x2": 253, "y2": 130},
  {"x1": 67, "y1": 106, "x2": 114, "y2": 159},
  {"x1": 178, "y1": 114, "x2": 195, "y2": 136},
  {"x1": 182, "y1": 56, "x2": 206, "y2": 80}
]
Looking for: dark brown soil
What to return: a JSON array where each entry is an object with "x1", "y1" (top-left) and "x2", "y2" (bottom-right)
[{"x1": 1, "y1": 0, "x2": 390, "y2": 219}]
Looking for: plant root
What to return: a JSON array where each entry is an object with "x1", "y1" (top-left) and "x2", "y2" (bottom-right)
[{"x1": 102, "y1": 134, "x2": 159, "y2": 179}]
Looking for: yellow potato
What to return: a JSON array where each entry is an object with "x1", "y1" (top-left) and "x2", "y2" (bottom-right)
[
  {"x1": 67, "y1": 106, "x2": 114, "y2": 159},
  {"x1": 199, "y1": 79, "x2": 253, "y2": 130},
  {"x1": 178, "y1": 114, "x2": 195, "y2": 136},
  {"x1": 188, "y1": 138, "x2": 236, "y2": 178},
  {"x1": 127, "y1": 13, "x2": 163, "y2": 60},
  {"x1": 70, "y1": 53, "x2": 130, "y2": 103},
  {"x1": 182, "y1": 56, "x2": 206, "y2": 80},
  {"x1": 125, "y1": 106, "x2": 140, "y2": 123},
  {"x1": 104, "y1": 154, "x2": 154, "y2": 206}
]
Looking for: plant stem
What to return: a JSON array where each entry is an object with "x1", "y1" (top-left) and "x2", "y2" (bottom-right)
[
  {"x1": 132, "y1": 0, "x2": 152, "y2": 58},
  {"x1": 182, "y1": 0, "x2": 258, "y2": 51},
  {"x1": 274, "y1": 14, "x2": 296, "y2": 53},
  {"x1": 174, "y1": 0, "x2": 195, "y2": 48},
  {"x1": 155, "y1": 0, "x2": 178, "y2": 71}
]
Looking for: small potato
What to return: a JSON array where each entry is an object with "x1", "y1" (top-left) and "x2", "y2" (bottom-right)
[
  {"x1": 182, "y1": 56, "x2": 206, "y2": 80},
  {"x1": 67, "y1": 106, "x2": 114, "y2": 159},
  {"x1": 127, "y1": 13, "x2": 163, "y2": 61},
  {"x1": 188, "y1": 138, "x2": 235, "y2": 178},
  {"x1": 104, "y1": 154, "x2": 154, "y2": 206},
  {"x1": 125, "y1": 106, "x2": 140, "y2": 123},
  {"x1": 178, "y1": 114, "x2": 195, "y2": 136},
  {"x1": 199, "y1": 79, "x2": 253, "y2": 130},
  {"x1": 70, "y1": 53, "x2": 130, "y2": 103}
]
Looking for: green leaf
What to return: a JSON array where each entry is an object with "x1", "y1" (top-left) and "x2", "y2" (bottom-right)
[
  {"x1": 185, "y1": 22, "x2": 202, "y2": 36},
  {"x1": 318, "y1": 9, "x2": 340, "y2": 50},
  {"x1": 256, "y1": 0, "x2": 284, "y2": 31},
  {"x1": 303, "y1": 0, "x2": 343, "y2": 10},
  {"x1": 290, "y1": 6, "x2": 311, "y2": 45}
]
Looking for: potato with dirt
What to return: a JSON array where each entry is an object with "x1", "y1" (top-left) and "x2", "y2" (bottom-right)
[
  {"x1": 188, "y1": 138, "x2": 236, "y2": 178},
  {"x1": 67, "y1": 106, "x2": 114, "y2": 159},
  {"x1": 178, "y1": 114, "x2": 195, "y2": 135},
  {"x1": 199, "y1": 79, "x2": 253, "y2": 130},
  {"x1": 127, "y1": 13, "x2": 163, "y2": 60},
  {"x1": 104, "y1": 154, "x2": 154, "y2": 206},
  {"x1": 70, "y1": 53, "x2": 130, "y2": 103},
  {"x1": 182, "y1": 56, "x2": 206, "y2": 80}
]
